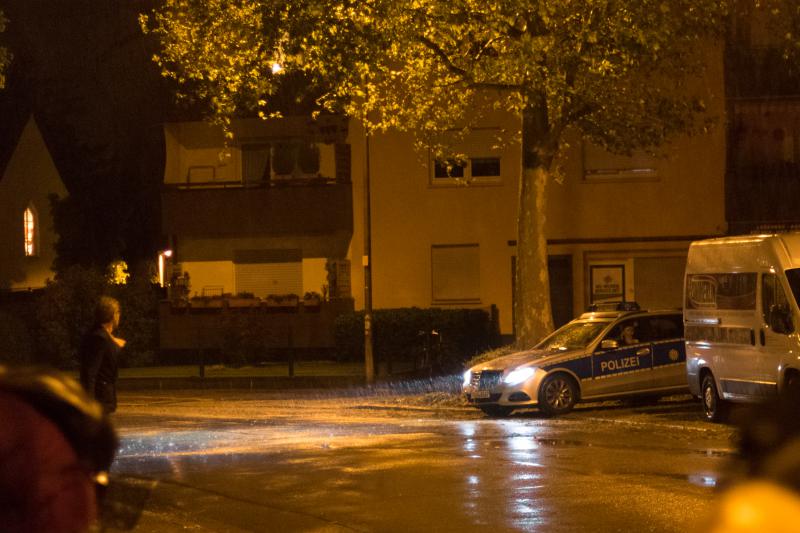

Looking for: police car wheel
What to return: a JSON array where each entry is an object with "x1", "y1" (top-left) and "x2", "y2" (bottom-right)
[
  {"x1": 702, "y1": 373, "x2": 728, "y2": 423},
  {"x1": 538, "y1": 374, "x2": 577, "y2": 416},
  {"x1": 479, "y1": 405, "x2": 513, "y2": 417}
]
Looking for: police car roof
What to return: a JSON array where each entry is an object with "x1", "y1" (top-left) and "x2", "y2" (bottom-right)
[
  {"x1": 578, "y1": 308, "x2": 682, "y2": 320},
  {"x1": 579, "y1": 310, "x2": 637, "y2": 320}
]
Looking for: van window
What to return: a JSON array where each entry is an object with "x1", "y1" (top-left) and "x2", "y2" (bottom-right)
[
  {"x1": 786, "y1": 269, "x2": 800, "y2": 308},
  {"x1": 762, "y1": 273, "x2": 790, "y2": 324},
  {"x1": 686, "y1": 273, "x2": 757, "y2": 310}
]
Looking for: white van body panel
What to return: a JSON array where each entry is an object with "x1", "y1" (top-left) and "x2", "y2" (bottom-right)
[{"x1": 684, "y1": 233, "x2": 800, "y2": 402}]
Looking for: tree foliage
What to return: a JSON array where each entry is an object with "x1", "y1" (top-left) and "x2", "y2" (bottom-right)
[
  {"x1": 143, "y1": 0, "x2": 728, "y2": 345},
  {"x1": 748, "y1": 0, "x2": 800, "y2": 66}
]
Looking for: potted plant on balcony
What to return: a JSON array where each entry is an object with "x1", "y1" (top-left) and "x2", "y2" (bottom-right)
[
  {"x1": 265, "y1": 293, "x2": 300, "y2": 309},
  {"x1": 189, "y1": 295, "x2": 224, "y2": 309},
  {"x1": 303, "y1": 291, "x2": 322, "y2": 309},
  {"x1": 227, "y1": 292, "x2": 260, "y2": 308}
]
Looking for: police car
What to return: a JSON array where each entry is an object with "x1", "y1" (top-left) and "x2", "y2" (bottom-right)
[{"x1": 462, "y1": 303, "x2": 687, "y2": 416}]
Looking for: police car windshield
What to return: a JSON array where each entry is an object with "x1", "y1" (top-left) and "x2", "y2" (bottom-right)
[{"x1": 535, "y1": 321, "x2": 609, "y2": 351}]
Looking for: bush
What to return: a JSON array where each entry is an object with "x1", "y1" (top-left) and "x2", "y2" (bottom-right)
[
  {"x1": 218, "y1": 312, "x2": 279, "y2": 366},
  {"x1": 334, "y1": 306, "x2": 501, "y2": 374},
  {"x1": 112, "y1": 265, "x2": 160, "y2": 367},
  {"x1": 0, "y1": 306, "x2": 36, "y2": 366},
  {"x1": 34, "y1": 264, "x2": 160, "y2": 369},
  {"x1": 36, "y1": 266, "x2": 108, "y2": 368}
]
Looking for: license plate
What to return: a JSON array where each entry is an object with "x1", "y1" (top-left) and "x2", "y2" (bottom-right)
[{"x1": 472, "y1": 390, "x2": 491, "y2": 399}]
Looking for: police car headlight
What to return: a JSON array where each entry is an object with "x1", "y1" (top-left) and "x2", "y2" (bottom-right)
[
  {"x1": 462, "y1": 370, "x2": 472, "y2": 387},
  {"x1": 504, "y1": 367, "x2": 535, "y2": 386}
]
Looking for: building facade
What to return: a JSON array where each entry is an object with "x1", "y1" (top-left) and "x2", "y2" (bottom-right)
[
  {"x1": 161, "y1": 116, "x2": 353, "y2": 302},
  {"x1": 347, "y1": 103, "x2": 727, "y2": 338},
  {"x1": 0, "y1": 116, "x2": 67, "y2": 291},
  {"x1": 724, "y1": 4, "x2": 800, "y2": 234},
  {"x1": 162, "y1": 49, "x2": 727, "y2": 343}
]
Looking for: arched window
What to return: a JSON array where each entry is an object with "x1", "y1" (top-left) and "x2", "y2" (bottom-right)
[{"x1": 23, "y1": 204, "x2": 37, "y2": 257}]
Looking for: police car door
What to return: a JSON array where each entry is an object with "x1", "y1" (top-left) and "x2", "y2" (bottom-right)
[
  {"x1": 647, "y1": 314, "x2": 687, "y2": 390},
  {"x1": 591, "y1": 318, "x2": 654, "y2": 396}
]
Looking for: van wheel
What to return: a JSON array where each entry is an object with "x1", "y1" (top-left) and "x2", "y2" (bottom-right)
[
  {"x1": 539, "y1": 374, "x2": 578, "y2": 416},
  {"x1": 701, "y1": 373, "x2": 728, "y2": 423},
  {"x1": 785, "y1": 372, "x2": 800, "y2": 397},
  {"x1": 479, "y1": 405, "x2": 513, "y2": 417}
]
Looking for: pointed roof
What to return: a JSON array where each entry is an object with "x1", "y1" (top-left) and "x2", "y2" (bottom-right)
[{"x1": 0, "y1": 63, "x2": 34, "y2": 180}]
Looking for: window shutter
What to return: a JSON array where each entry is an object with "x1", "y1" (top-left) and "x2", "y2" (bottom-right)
[{"x1": 431, "y1": 244, "x2": 480, "y2": 302}]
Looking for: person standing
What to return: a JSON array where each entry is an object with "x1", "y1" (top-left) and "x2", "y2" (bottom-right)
[{"x1": 79, "y1": 296, "x2": 125, "y2": 414}]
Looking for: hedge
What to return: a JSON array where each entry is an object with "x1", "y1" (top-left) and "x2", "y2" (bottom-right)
[
  {"x1": 0, "y1": 264, "x2": 161, "y2": 369},
  {"x1": 334, "y1": 306, "x2": 501, "y2": 374}
]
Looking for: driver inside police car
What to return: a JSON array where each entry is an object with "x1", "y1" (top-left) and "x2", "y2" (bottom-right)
[{"x1": 620, "y1": 324, "x2": 639, "y2": 346}]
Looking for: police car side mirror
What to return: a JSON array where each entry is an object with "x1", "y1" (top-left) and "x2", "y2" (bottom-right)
[
  {"x1": 770, "y1": 304, "x2": 794, "y2": 335},
  {"x1": 601, "y1": 339, "x2": 619, "y2": 350}
]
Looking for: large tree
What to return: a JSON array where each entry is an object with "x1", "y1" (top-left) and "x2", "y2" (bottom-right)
[{"x1": 143, "y1": 0, "x2": 727, "y2": 346}]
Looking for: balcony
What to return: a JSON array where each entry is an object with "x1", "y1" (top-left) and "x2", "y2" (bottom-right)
[{"x1": 161, "y1": 179, "x2": 353, "y2": 239}]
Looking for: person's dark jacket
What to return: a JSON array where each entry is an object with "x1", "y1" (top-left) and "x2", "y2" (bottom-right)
[{"x1": 79, "y1": 326, "x2": 120, "y2": 413}]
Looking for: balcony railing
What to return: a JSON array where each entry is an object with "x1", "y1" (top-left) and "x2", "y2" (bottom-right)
[{"x1": 161, "y1": 179, "x2": 353, "y2": 238}]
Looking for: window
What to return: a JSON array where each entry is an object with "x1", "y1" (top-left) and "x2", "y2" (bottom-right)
[
  {"x1": 241, "y1": 145, "x2": 270, "y2": 183},
  {"x1": 431, "y1": 244, "x2": 480, "y2": 303},
  {"x1": 23, "y1": 205, "x2": 37, "y2": 257},
  {"x1": 271, "y1": 142, "x2": 321, "y2": 179},
  {"x1": 646, "y1": 315, "x2": 684, "y2": 341},
  {"x1": 762, "y1": 273, "x2": 790, "y2": 324},
  {"x1": 582, "y1": 141, "x2": 658, "y2": 181},
  {"x1": 428, "y1": 127, "x2": 505, "y2": 185},
  {"x1": 685, "y1": 273, "x2": 757, "y2": 310},
  {"x1": 432, "y1": 157, "x2": 500, "y2": 183},
  {"x1": 433, "y1": 159, "x2": 466, "y2": 179},
  {"x1": 470, "y1": 157, "x2": 501, "y2": 177}
]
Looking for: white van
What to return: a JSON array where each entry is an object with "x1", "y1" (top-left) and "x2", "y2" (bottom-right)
[{"x1": 684, "y1": 233, "x2": 800, "y2": 421}]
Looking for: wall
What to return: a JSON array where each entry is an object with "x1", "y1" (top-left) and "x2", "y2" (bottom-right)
[{"x1": 348, "y1": 112, "x2": 520, "y2": 334}]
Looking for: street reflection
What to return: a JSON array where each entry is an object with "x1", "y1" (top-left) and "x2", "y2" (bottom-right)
[
  {"x1": 460, "y1": 420, "x2": 548, "y2": 530},
  {"x1": 501, "y1": 421, "x2": 547, "y2": 530},
  {"x1": 688, "y1": 474, "x2": 719, "y2": 488}
]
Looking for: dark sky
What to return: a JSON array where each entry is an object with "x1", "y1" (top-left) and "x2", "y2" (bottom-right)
[{"x1": 0, "y1": 0, "x2": 175, "y2": 266}]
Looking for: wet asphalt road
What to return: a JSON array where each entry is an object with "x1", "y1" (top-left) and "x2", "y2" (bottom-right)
[{"x1": 107, "y1": 389, "x2": 738, "y2": 532}]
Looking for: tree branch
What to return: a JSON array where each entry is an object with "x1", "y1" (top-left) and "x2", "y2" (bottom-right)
[
  {"x1": 416, "y1": 34, "x2": 470, "y2": 78},
  {"x1": 416, "y1": 35, "x2": 523, "y2": 91}
]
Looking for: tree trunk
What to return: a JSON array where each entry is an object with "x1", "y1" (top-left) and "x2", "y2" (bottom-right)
[
  {"x1": 514, "y1": 103, "x2": 556, "y2": 348},
  {"x1": 514, "y1": 164, "x2": 554, "y2": 348}
]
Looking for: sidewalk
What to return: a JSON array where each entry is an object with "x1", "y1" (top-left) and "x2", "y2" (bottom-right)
[{"x1": 116, "y1": 361, "x2": 422, "y2": 390}]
